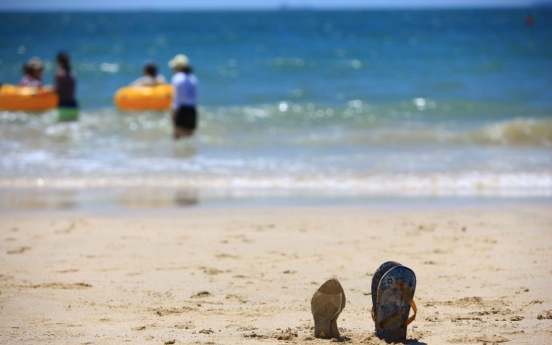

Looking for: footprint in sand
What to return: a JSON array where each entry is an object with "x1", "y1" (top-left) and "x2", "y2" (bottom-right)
[
  {"x1": 273, "y1": 328, "x2": 298, "y2": 340},
  {"x1": 226, "y1": 294, "x2": 247, "y2": 304},
  {"x1": 7, "y1": 246, "x2": 31, "y2": 254},
  {"x1": 476, "y1": 335, "x2": 510, "y2": 343},
  {"x1": 175, "y1": 321, "x2": 196, "y2": 329},
  {"x1": 233, "y1": 274, "x2": 249, "y2": 279},
  {"x1": 537, "y1": 310, "x2": 552, "y2": 319},
  {"x1": 154, "y1": 306, "x2": 196, "y2": 316},
  {"x1": 200, "y1": 267, "x2": 224, "y2": 275},
  {"x1": 243, "y1": 331, "x2": 268, "y2": 339},
  {"x1": 191, "y1": 291, "x2": 213, "y2": 298},
  {"x1": 215, "y1": 253, "x2": 240, "y2": 259},
  {"x1": 31, "y1": 282, "x2": 92, "y2": 289},
  {"x1": 198, "y1": 328, "x2": 214, "y2": 334}
]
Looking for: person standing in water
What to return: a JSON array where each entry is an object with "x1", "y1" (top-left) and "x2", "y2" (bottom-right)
[
  {"x1": 54, "y1": 52, "x2": 78, "y2": 121},
  {"x1": 168, "y1": 54, "x2": 198, "y2": 139}
]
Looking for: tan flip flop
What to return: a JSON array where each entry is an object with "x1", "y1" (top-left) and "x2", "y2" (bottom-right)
[{"x1": 311, "y1": 278, "x2": 346, "y2": 339}]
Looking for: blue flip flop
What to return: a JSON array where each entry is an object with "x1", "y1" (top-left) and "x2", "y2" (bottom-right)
[
  {"x1": 372, "y1": 263, "x2": 417, "y2": 341},
  {"x1": 371, "y1": 261, "x2": 402, "y2": 324}
]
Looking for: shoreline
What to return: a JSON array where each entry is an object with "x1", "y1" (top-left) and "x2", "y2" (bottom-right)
[
  {"x1": 1, "y1": 205, "x2": 551, "y2": 344},
  {"x1": 1, "y1": 187, "x2": 551, "y2": 213}
]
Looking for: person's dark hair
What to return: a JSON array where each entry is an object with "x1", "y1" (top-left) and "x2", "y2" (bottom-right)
[
  {"x1": 23, "y1": 63, "x2": 32, "y2": 76},
  {"x1": 57, "y1": 51, "x2": 71, "y2": 71},
  {"x1": 182, "y1": 66, "x2": 193, "y2": 74},
  {"x1": 144, "y1": 63, "x2": 157, "y2": 77}
]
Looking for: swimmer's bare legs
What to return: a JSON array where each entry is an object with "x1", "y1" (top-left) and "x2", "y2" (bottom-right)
[{"x1": 173, "y1": 127, "x2": 193, "y2": 139}]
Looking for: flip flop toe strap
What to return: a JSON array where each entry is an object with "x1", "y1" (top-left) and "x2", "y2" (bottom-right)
[
  {"x1": 377, "y1": 284, "x2": 417, "y2": 329},
  {"x1": 401, "y1": 286, "x2": 417, "y2": 328}
]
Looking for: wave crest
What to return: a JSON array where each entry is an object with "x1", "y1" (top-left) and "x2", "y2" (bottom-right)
[{"x1": 467, "y1": 118, "x2": 552, "y2": 147}]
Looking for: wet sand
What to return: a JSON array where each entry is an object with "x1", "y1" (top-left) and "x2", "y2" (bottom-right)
[{"x1": 1, "y1": 205, "x2": 551, "y2": 344}]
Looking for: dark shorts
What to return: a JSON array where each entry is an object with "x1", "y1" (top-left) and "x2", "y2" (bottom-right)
[
  {"x1": 174, "y1": 106, "x2": 197, "y2": 130},
  {"x1": 59, "y1": 99, "x2": 78, "y2": 108}
]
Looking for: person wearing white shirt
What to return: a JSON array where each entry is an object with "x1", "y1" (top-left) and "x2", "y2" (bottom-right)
[{"x1": 168, "y1": 54, "x2": 198, "y2": 139}]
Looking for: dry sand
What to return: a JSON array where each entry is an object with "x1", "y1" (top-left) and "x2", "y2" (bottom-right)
[{"x1": 0, "y1": 205, "x2": 551, "y2": 344}]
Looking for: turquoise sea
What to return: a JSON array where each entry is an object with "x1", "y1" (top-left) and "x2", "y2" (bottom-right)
[{"x1": 0, "y1": 9, "x2": 551, "y2": 200}]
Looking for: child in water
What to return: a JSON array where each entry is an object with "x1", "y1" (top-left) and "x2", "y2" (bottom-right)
[
  {"x1": 19, "y1": 57, "x2": 44, "y2": 87},
  {"x1": 131, "y1": 63, "x2": 167, "y2": 86}
]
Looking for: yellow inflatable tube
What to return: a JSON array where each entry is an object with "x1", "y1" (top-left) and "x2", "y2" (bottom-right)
[
  {"x1": 0, "y1": 84, "x2": 58, "y2": 111},
  {"x1": 114, "y1": 85, "x2": 173, "y2": 111}
]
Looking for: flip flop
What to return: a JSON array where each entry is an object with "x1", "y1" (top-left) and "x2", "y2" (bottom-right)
[
  {"x1": 373, "y1": 265, "x2": 417, "y2": 341},
  {"x1": 370, "y1": 261, "x2": 402, "y2": 325},
  {"x1": 311, "y1": 278, "x2": 346, "y2": 339}
]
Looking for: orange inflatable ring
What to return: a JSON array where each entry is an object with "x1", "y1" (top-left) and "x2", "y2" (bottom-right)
[
  {"x1": 114, "y1": 84, "x2": 174, "y2": 111},
  {"x1": 0, "y1": 84, "x2": 58, "y2": 111}
]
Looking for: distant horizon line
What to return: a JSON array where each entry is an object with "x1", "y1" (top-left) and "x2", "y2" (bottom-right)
[{"x1": 0, "y1": 4, "x2": 549, "y2": 12}]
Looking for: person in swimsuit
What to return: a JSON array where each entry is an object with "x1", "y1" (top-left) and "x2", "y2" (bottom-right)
[
  {"x1": 54, "y1": 52, "x2": 78, "y2": 120},
  {"x1": 54, "y1": 52, "x2": 77, "y2": 108},
  {"x1": 130, "y1": 63, "x2": 167, "y2": 86},
  {"x1": 168, "y1": 54, "x2": 199, "y2": 139}
]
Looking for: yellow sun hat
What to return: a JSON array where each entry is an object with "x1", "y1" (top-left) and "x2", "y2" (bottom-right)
[{"x1": 168, "y1": 54, "x2": 189, "y2": 68}]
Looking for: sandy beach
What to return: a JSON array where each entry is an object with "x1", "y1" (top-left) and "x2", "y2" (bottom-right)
[{"x1": 1, "y1": 205, "x2": 551, "y2": 344}]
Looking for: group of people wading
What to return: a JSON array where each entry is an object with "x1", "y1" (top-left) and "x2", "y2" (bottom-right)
[
  {"x1": 20, "y1": 52, "x2": 78, "y2": 120},
  {"x1": 18, "y1": 53, "x2": 198, "y2": 138}
]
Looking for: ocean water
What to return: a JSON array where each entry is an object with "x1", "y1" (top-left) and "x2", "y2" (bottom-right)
[{"x1": 0, "y1": 9, "x2": 551, "y2": 197}]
